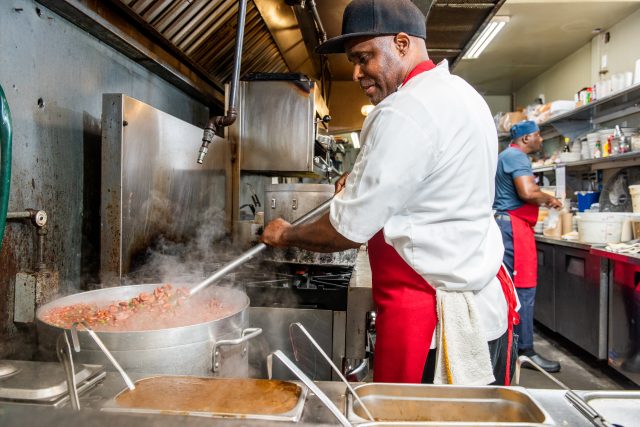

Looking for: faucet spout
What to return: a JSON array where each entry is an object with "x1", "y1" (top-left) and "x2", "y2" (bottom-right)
[{"x1": 196, "y1": 0, "x2": 245, "y2": 164}]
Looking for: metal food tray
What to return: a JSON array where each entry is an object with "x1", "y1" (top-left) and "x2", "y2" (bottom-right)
[
  {"x1": 356, "y1": 423, "x2": 549, "y2": 427},
  {"x1": 580, "y1": 390, "x2": 640, "y2": 427},
  {"x1": 346, "y1": 383, "x2": 554, "y2": 425},
  {"x1": 101, "y1": 375, "x2": 308, "y2": 422},
  {"x1": 0, "y1": 360, "x2": 105, "y2": 404}
]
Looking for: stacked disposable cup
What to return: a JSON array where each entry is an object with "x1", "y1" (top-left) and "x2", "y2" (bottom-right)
[{"x1": 585, "y1": 132, "x2": 599, "y2": 159}]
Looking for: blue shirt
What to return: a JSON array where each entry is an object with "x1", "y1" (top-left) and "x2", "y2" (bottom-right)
[{"x1": 493, "y1": 146, "x2": 532, "y2": 212}]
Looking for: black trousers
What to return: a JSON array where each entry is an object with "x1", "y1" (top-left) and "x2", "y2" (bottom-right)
[{"x1": 421, "y1": 330, "x2": 518, "y2": 385}]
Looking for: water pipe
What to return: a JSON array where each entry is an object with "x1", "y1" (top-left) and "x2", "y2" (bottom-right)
[
  {"x1": 197, "y1": 0, "x2": 248, "y2": 164},
  {"x1": 0, "y1": 84, "x2": 12, "y2": 253}
]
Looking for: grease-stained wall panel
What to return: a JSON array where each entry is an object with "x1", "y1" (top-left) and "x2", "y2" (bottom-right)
[{"x1": 0, "y1": 0, "x2": 208, "y2": 359}]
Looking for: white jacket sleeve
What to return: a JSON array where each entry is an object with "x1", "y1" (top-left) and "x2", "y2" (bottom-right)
[{"x1": 330, "y1": 104, "x2": 440, "y2": 243}]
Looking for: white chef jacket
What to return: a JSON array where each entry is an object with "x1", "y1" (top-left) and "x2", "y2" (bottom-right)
[{"x1": 330, "y1": 60, "x2": 507, "y2": 341}]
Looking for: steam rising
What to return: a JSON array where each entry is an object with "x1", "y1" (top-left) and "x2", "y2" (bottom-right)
[{"x1": 127, "y1": 206, "x2": 238, "y2": 286}]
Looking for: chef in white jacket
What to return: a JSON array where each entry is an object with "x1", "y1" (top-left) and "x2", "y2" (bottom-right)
[{"x1": 262, "y1": 0, "x2": 519, "y2": 385}]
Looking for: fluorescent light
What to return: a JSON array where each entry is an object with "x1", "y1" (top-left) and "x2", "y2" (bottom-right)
[
  {"x1": 463, "y1": 16, "x2": 509, "y2": 59},
  {"x1": 351, "y1": 132, "x2": 360, "y2": 149}
]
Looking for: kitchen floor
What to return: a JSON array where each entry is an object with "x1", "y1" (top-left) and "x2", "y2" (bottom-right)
[{"x1": 518, "y1": 323, "x2": 637, "y2": 390}]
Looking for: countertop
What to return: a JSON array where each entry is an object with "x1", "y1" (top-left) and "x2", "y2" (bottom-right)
[
  {"x1": 0, "y1": 372, "x2": 603, "y2": 427},
  {"x1": 534, "y1": 235, "x2": 592, "y2": 250},
  {"x1": 535, "y1": 234, "x2": 640, "y2": 265},
  {"x1": 590, "y1": 246, "x2": 640, "y2": 265}
]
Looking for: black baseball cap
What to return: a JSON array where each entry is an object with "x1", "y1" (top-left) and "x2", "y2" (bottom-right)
[{"x1": 316, "y1": 0, "x2": 427, "y2": 54}]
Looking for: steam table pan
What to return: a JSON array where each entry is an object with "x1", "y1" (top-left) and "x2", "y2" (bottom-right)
[
  {"x1": 102, "y1": 375, "x2": 307, "y2": 422},
  {"x1": 346, "y1": 383, "x2": 554, "y2": 425},
  {"x1": 580, "y1": 390, "x2": 640, "y2": 427}
]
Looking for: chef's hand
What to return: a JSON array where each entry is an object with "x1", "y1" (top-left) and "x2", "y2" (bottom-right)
[
  {"x1": 335, "y1": 172, "x2": 349, "y2": 194},
  {"x1": 261, "y1": 218, "x2": 292, "y2": 248},
  {"x1": 545, "y1": 197, "x2": 563, "y2": 210}
]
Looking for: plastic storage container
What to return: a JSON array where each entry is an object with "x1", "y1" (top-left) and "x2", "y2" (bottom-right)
[
  {"x1": 578, "y1": 216, "x2": 622, "y2": 244},
  {"x1": 629, "y1": 185, "x2": 640, "y2": 213}
]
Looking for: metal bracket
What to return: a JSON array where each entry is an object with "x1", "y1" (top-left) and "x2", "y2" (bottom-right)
[{"x1": 212, "y1": 327, "x2": 262, "y2": 372}]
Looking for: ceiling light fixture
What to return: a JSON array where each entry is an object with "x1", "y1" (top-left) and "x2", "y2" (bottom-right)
[
  {"x1": 361, "y1": 104, "x2": 374, "y2": 116},
  {"x1": 463, "y1": 16, "x2": 509, "y2": 60}
]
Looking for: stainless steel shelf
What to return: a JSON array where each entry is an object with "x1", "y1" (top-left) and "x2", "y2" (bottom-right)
[
  {"x1": 498, "y1": 81, "x2": 640, "y2": 142},
  {"x1": 532, "y1": 165, "x2": 555, "y2": 173},
  {"x1": 540, "y1": 81, "x2": 640, "y2": 127},
  {"x1": 532, "y1": 150, "x2": 640, "y2": 172}
]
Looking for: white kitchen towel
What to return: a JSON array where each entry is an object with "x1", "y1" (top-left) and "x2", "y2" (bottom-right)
[{"x1": 434, "y1": 290, "x2": 495, "y2": 385}]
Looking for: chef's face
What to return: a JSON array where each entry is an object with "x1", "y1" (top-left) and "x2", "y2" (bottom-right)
[
  {"x1": 525, "y1": 131, "x2": 544, "y2": 153},
  {"x1": 345, "y1": 35, "x2": 405, "y2": 105}
]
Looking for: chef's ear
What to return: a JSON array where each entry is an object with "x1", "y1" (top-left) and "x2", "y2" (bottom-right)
[{"x1": 394, "y1": 33, "x2": 410, "y2": 56}]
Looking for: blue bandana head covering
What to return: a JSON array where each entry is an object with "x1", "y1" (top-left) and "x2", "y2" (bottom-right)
[{"x1": 510, "y1": 120, "x2": 539, "y2": 140}]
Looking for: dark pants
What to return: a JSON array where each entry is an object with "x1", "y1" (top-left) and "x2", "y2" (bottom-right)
[
  {"x1": 514, "y1": 287, "x2": 536, "y2": 353},
  {"x1": 422, "y1": 330, "x2": 518, "y2": 385},
  {"x1": 495, "y1": 215, "x2": 535, "y2": 354}
]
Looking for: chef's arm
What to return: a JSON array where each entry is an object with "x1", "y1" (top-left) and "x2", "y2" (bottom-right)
[
  {"x1": 514, "y1": 176, "x2": 563, "y2": 209},
  {"x1": 261, "y1": 212, "x2": 362, "y2": 253}
]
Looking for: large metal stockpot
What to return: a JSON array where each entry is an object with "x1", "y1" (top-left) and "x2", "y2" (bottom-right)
[{"x1": 36, "y1": 284, "x2": 260, "y2": 377}]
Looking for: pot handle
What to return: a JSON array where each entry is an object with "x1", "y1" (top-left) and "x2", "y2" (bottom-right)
[{"x1": 212, "y1": 327, "x2": 262, "y2": 372}]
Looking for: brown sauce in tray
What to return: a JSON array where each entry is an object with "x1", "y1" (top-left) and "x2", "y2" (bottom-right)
[{"x1": 115, "y1": 377, "x2": 302, "y2": 415}]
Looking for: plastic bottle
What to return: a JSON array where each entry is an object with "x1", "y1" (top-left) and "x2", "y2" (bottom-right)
[
  {"x1": 563, "y1": 137, "x2": 571, "y2": 152},
  {"x1": 593, "y1": 141, "x2": 602, "y2": 158}
]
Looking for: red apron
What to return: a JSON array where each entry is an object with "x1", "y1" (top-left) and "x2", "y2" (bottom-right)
[
  {"x1": 366, "y1": 60, "x2": 518, "y2": 385},
  {"x1": 506, "y1": 145, "x2": 539, "y2": 289},
  {"x1": 496, "y1": 265, "x2": 521, "y2": 385},
  {"x1": 369, "y1": 232, "x2": 519, "y2": 384},
  {"x1": 507, "y1": 204, "x2": 539, "y2": 288},
  {"x1": 369, "y1": 231, "x2": 437, "y2": 383}
]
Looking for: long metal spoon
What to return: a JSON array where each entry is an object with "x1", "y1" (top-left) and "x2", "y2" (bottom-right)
[
  {"x1": 71, "y1": 321, "x2": 135, "y2": 391},
  {"x1": 56, "y1": 332, "x2": 80, "y2": 411},
  {"x1": 189, "y1": 196, "x2": 335, "y2": 296},
  {"x1": 289, "y1": 322, "x2": 375, "y2": 421},
  {"x1": 268, "y1": 350, "x2": 352, "y2": 427}
]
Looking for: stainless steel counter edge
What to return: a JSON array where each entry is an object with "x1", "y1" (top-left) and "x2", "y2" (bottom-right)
[
  {"x1": 534, "y1": 235, "x2": 593, "y2": 250},
  {"x1": 0, "y1": 372, "x2": 596, "y2": 427},
  {"x1": 536, "y1": 235, "x2": 640, "y2": 265},
  {"x1": 590, "y1": 246, "x2": 640, "y2": 265}
]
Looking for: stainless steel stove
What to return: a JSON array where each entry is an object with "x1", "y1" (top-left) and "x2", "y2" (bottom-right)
[
  {"x1": 239, "y1": 263, "x2": 352, "y2": 311},
  {"x1": 236, "y1": 262, "x2": 362, "y2": 382}
]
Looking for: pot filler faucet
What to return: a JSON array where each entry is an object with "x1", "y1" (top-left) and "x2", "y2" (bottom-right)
[{"x1": 197, "y1": 0, "x2": 247, "y2": 164}]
